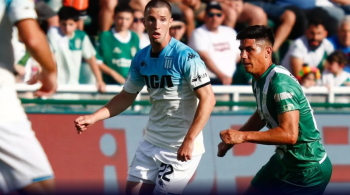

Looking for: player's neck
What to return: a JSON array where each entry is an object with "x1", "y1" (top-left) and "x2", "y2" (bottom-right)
[
  {"x1": 253, "y1": 62, "x2": 273, "y2": 80},
  {"x1": 151, "y1": 34, "x2": 172, "y2": 53}
]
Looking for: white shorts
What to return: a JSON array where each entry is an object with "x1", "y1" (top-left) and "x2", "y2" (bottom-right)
[
  {"x1": 127, "y1": 140, "x2": 202, "y2": 195},
  {"x1": 0, "y1": 120, "x2": 54, "y2": 193}
]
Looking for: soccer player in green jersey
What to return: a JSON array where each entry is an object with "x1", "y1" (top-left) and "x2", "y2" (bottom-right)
[{"x1": 218, "y1": 25, "x2": 332, "y2": 195}]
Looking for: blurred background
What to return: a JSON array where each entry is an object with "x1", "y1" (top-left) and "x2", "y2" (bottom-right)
[{"x1": 10, "y1": 0, "x2": 350, "y2": 194}]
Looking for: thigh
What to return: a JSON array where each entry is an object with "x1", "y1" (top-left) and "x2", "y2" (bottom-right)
[
  {"x1": 249, "y1": 1, "x2": 285, "y2": 20},
  {"x1": 0, "y1": 121, "x2": 54, "y2": 193},
  {"x1": 127, "y1": 141, "x2": 160, "y2": 184},
  {"x1": 154, "y1": 154, "x2": 202, "y2": 195}
]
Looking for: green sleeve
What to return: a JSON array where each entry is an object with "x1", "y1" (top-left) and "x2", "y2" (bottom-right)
[{"x1": 271, "y1": 77, "x2": 301, "y2": 114}]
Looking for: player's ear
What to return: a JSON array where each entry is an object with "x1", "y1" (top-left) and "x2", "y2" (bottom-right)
[
  {"x1": 169, "y1": 17, "x2": 173, "y2": 27},
  {"x1": 265, "y1": 46, "x2": 272, "y2": 59}
]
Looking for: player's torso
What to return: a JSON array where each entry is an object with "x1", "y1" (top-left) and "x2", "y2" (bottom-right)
[
  {"x1": 140, "y1": 46, "x2": 195, "y2": 102},
  {"x1": 100, "y1": 31, "x2": 138, "y2": 78},
  {"x1": 253, "y1": 65, "x2": 326, "y2": 167}
]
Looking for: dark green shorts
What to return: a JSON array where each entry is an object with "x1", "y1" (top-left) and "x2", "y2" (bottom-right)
[{"x1": 251, "y1": 154, "x2": 332, "y2": 195}]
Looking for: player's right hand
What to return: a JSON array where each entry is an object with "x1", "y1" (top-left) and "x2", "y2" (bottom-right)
[
  {"x1": 74, "y1": 115, "x2": 96, "y2": 134},
  {"x1": 27, "y1": 70, "x2": 57, "y2": 97},
  {"x1": 217, "y1": 142, "x2": 234, "y2": 157}
]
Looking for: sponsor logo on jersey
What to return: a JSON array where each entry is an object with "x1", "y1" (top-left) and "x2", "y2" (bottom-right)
[
  {"x1": 75, "y1": 38, "x2": 81, "y2": 49},
  {"x1": 113, "y1": 47, "x2": 122, "y2": 54},
  {"x1": 164, "y1": 56, "x2": 173, "y2": 69},
  {"x1": 283, "y1": 104, "x2": 295, "y2": 112},
  {"x1": 187, "y1": 53, "x2": 196, "y2": 61},
  {"x1": 192, "y1": 73, "x2": 207, "y2": 83},
  {"x1": 274, "y1": 92, "x2": 294, "y2": 102},
  {"x1": 143, "y1": 75, "x2": 174, "y2": 89},
  {"x1": 131, "y1": 47, "x2": 137, "y2": 57},
  {"x1": 112, "y1": 58, "x2": 132, "y2": 67}
]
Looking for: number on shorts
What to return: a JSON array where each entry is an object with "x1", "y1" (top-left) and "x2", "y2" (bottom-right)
[{"x1": 158, "y1": 163, "x2": 174, "y2": 182}]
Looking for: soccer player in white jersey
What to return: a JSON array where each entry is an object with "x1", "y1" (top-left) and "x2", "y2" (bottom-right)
[
  {"x1": 74, "y1": 0, "x2": 216, "y2": 194},
  {"x1": 0, "y1": 0, "x2": 57, "y2": 193}
]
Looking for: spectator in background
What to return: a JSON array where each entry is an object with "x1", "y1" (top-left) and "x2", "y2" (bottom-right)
[
  {"x1": 328, "y1": 16, "x2": 350, "y2": 73},
  {"x1": 299, "y1": 65, "x2": 321, "y2": 88},
  {"x1": 35, "y1": 0, "x2": 59, "y2": 32},
  {"x1": 281, "y1": 18, "x2": 334, "y2": 76},
  {"x1": 48, "y1": 6, "x2": 106, "y2": 91},
  {"x1": 322, "y1": 50, "x2": 350, "y2": 86},
  {"x1": 97, "y1": 5, "x2": 140, "y2": 85},
  {"x1": 62, "y1": 0, "x2": 89, "y2": 30},
  {"x1": 245, "y1": 0, "x2": 296, "y2": 52},
  {"x1": 170, "y1": 12, "x2": 186, "y2": 41},
  {"x1": 130, "y1": 9, "x2": 150, "y2": 49},
  {"x1": 168, "y1": 0, "x2": 196, "y2": 40},
  {"x1": 185, "y1": 0, "x2": 267, "y2": 29},
  {"x1": 188, "y1": 1, "x2": 240, "y2": 85},
  {"x1": 99, "y1": 0, "x2": 118, "y2": 32}
]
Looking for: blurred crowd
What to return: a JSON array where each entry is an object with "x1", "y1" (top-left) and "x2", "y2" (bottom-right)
[{"x1": 12, "y1": 0, "x2": 350, "y2": 92}]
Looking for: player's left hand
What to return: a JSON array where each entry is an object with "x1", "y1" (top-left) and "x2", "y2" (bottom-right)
[
  {"x1": 220, "y1": 129, "x2": 246, "y2": 145},
  {"x1": 177, "y1": 139, "x2": 194, "y2": 162},
  {"x1": 97, "y1": 81, "x2": 106, "y2": 93}
]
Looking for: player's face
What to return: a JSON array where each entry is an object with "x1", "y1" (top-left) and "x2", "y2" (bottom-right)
[
  {"x1": 306, "y1": 24, "x2": 327, "y2": 50},
  {"x1": 143, "y1": 7, "x2": 173, "y2": 45},
  {"x1": 115, "y1": 12, "x2": 133, "y2": 32},
  {"x1": 205, "y1": 9, "x2": 224, "y2": 31},
  {"x1": 239, "y1": 39, "x2": 271, "y2": 76},
  {"x1": 131, "y1": 10, "x2": 145, "y2": 33},
  {"x1": 338, "y1": 23, "x2": 350, "y2": 47},
  {"x1": 59, "y1": 19, "x2": 77, "y2": 37}
]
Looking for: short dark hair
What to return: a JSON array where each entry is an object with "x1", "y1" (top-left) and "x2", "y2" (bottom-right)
[
  {"x1": 145, "y1": 0, "x2": 172, "y2": 17},
  {"x1": 326, "y1": 50, "x2": 348, "y2": 65},
  {"x1": 308, "y1": 17, "x2": 325, "y2": 28},
  {"x1": 114, "y1": 4, "x2": 133, "y2": 15},
  {"x1": 58, "y1": 6, "x2": 80, "y2": 22},
  {"x1": 236, "y1": 25, "x2": 275, "y2": 46}
]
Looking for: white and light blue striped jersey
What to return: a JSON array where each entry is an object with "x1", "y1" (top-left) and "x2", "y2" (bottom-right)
[
  {"x1": 0, "y1": 0, "x2": 37, "y2": 74},
  {"x1": 124, "y1": 38, "x2": 211, "y2": 155}
]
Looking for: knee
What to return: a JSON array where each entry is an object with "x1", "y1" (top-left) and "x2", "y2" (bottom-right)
[
  {"x1": 281, "y1": 10, "x2": 296, "y2": 26},
  {"x1": 223, "y1": 7, "x2": 238, "y2": 22},
  {"x1": 181, "y1": 5, "x2": 195, "y2": 22}
]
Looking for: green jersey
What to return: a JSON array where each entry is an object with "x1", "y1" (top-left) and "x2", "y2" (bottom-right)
[
  {"x1": 252, "y1": 64, "x2": 327, "y2": 168},
  {"x1": 97, "y1": 29, "x2": 140, "y2": 84}
]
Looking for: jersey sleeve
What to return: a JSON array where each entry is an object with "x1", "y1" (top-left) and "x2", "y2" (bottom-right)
[
  {"x1": 271, "y1": 78, "x2": 301, "y2": 114},
  {"x1": 7, "y1": 0, "x2": 37, "y2": 24},
  {"x1": 82, "y1": 35, "x2": 96, "y2": 60},
  {"x1": 182, "y1": 51, "x2": 211, "y2": 90},
  {"x1": 123, "y1": 54, "x2": 145, "y2": 93}
]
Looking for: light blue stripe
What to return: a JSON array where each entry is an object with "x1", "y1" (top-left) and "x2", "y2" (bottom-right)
[{"x1": 32, "y1": 175, "x2": 54, "y2": 182}]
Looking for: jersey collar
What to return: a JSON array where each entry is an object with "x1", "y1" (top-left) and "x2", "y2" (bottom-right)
[{"x1": 259, "y1": 63, "x2": 276, "y2": 81}]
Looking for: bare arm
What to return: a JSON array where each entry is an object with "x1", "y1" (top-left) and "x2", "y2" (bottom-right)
[
  {"x1": 86, "y1": 56, "x2": 106, "y2": 92},
  {"x1": 99, "y1": 63, "x2": 126, "y2": 84},
  {"x1": 17, "y1": 19, "x2": 56, "y2": 73},
  {"x1": 218, "y1": 110, "x2": 265, "y2": 156},
  {"x1": 221, "y1": 110, "x2": 299, "y2": 145},
  {"x1": 239, "y1": 110, "x2": 266, "y2": 131},
  {"x1": 177, "y1": 84, "x2": 216, "y2": 161},
  {"x1": 16, "y1": 19, "x2": 57, "y2": 96},
  {"x1": 75, "y1": 90, "x2": 138, "y2": 133},
  {"x1": 290, "y1": 56, "x2": 303, "y2": 77}
]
